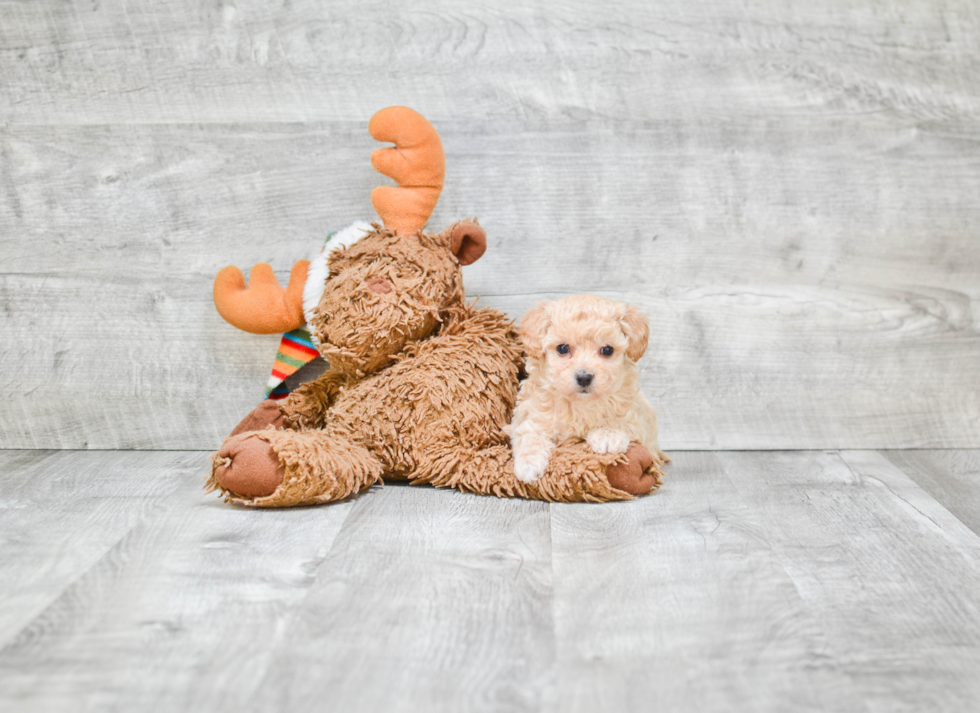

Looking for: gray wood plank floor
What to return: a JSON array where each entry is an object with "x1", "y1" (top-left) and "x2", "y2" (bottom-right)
[{"x1": 3, "y1": 448, "x2": 980, "y2": 712}]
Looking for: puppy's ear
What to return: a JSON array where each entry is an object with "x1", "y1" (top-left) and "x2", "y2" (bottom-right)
[
  {"x1": 620, "y1": 305, "x2": 649, "y2": 361},
  {"x1": 521, "y1": 301, "x2": 552, "y2": 359}
]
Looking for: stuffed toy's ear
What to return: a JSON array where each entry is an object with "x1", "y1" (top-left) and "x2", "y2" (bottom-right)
[
  {"x1": 620, "y1": 304, "x2": 650, "y2": 361},
  {"x1": 450, "y1": 220, "x2": 487, "y2": 265},
  {"x1": 521, "y1": 301, "x2": 553, "y2": 359}
]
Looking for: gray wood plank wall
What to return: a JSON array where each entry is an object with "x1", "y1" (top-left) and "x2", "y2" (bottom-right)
[{"x1": 1, "y1": 0, "x2": 978, "y2": 449}]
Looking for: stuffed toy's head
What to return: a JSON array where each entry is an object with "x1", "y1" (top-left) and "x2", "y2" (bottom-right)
[
  {"x1": 212, "y1": 106, "x2": 488, "y2": 375},
  {"x1": 307, "y1": 220, "x2": 485, "y2": 375}
]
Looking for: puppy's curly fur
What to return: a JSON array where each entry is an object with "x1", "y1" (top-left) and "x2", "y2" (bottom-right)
[{"x1": 507, "y1": 295, "x2": 665, "y2": 484}]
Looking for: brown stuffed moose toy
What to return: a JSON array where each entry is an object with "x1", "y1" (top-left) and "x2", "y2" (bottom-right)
[{"x1": 207, "y1": 106, "x2": 664, "y2": 507}]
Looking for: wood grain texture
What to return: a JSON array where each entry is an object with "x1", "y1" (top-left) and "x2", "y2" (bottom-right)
[
  {"x1": 248, "y1": 485, "x2": 555, "y2": 713},
  {"x1": 5, "y1": 449, "x2": 980, "y2": 711},
  {"x1": 0, "y1": 450, "x2": 354, "y2": 712},
  {"x1": 727, "y1": 450, "x2": 980, "y2": 713},
  {"x1": 881, "y1": 449, "x2": 980, "y2": 535},
  {"x1": 551, "y1": 449, "x2": 980, "y2": 712},
  {"x1": 2, "y1": 121, "x2": 978, "y2": 449},
  {"x1": 2, "y1": 0, "x2": 979, "y2": 125},
  {"x1": 0, "y1": 450, "x2": 198, "y2": 647},
  {"x1": 2, "y1": 0, "x2": 980, "y2": 449},
  {"x1": 550, "y1": 451, "x2": 862, "y2": 712}
]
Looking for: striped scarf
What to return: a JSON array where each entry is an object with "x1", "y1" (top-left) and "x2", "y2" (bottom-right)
[
  {"x1": 263, "y1": 228, "x2": 337, "y2": 401},
  {"x1": 264, "y1": 327, "x2": 320, "y2": 400}
]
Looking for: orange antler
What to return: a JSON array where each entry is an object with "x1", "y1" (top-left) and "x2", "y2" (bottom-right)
[
  {"x1": 213, "y1": 260, "x2": 309, "y2": 334},
  {"x1": 369, "y1": 106, "x2": 445, "y2": 236}
]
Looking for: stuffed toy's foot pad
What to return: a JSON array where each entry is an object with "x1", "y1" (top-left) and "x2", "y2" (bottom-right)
[
  {"x1": 214, "y1": 434, "x2": 284, "y2": 497},
  {"x1": 229, "y1": 399, "x2": 285, "y2": 437},
  {"x1": 605, "y1": 444, "x2": 662, "y2": 496}
]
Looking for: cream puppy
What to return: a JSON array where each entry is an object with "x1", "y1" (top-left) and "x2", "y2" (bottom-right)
[{"x1": 507, "y1": 295, "x2": 660, "y2": 484}]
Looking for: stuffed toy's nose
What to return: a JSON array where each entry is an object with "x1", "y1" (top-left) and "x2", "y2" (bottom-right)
[{"x1": 367, "y1": 277, "x2": 392, "y2": 294}]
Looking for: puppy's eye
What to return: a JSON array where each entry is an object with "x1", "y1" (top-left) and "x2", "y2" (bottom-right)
[
  {"x1": 600, "y1": 346, "x2": 614, "y2": 357},
  {"x1": 556, "y1": 344, "x2": 570, "y2": 355}
]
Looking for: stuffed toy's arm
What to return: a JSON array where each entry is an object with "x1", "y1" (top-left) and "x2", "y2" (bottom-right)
[{"x1": 278, "y1": 369, "x2": 352, "y2": 430}]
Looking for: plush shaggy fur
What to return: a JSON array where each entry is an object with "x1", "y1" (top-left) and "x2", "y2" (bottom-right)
[
  {"x1": 207, "y1": 223, "x2": 665, "y2": 507},
  {"x1": 509, "y1": 295, "x2": 668, "y2": 484}
]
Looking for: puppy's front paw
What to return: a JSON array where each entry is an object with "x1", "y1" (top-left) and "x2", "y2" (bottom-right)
[
  {"x1": 586, "y1": 428, "x2": 631, "y2": 454},
  {"x1": 514, "y1": 451, "x2": 549, "y2": 484}
]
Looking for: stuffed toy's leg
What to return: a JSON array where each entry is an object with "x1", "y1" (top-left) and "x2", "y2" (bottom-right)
[
  {"x1": 606, "y1": 445, "x2": 671, "y2": 495},
  {"x1": 412, "y1": 440, "x2": 666, "y2": 503},
  {"x1": 208, "y1": 432, "x2": 664, "y2": 506},
  {"x1": 229, "y1": 399, "x2": 286, "y2": 436},
  {"x1": 207, "y1": 428, "x2": 382, "y2": 507},
  {"x1": 226, "y1": 367, "x2": 350, "y2": 440}
]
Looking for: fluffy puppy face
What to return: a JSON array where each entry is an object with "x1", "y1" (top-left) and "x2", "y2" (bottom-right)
[{"x1": 521, "y1": 295, "x2": 649, "y2": 400}]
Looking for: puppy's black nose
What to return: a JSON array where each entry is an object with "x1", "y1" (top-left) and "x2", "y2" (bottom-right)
[{"x1": 576, "y1": 372, "x2": 594, "y2": 387}]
